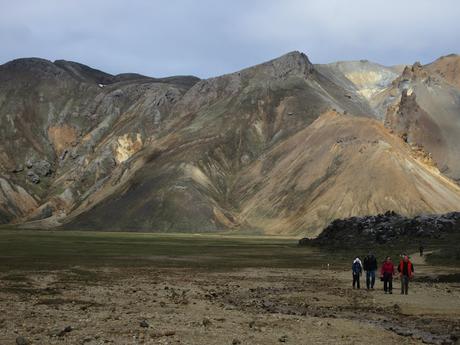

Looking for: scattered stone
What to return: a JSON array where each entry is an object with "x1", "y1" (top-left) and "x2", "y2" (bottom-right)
[
  {"x1": 395, "y1": 329, "x2": 412, "y2": 337},
  {"x1": 232, "y1": 339, "x2": 241, "y2": 345},
  {"x1": 58, "y1": 325, "x2": 73, "y2": 337},
  {"x1": 279, "y1": 335, "x2": 288, "y2": 342},
  {"x1": 202, "y1": 317, "x2": 212, "y2": 327},
  {"x1": 16, "y1": 336, "x2": 29, "y2": 345},
  {"x1": 32, "y1": 159, "x2": 53, "y2": 176},
  {"x1": 27, "y1": 171, "x2": 40, "y2": 184},
  {"x1": 140, "y1": 320, "x2": 149, "y2": 328}
]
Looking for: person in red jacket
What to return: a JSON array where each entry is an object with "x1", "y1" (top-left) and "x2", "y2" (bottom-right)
[
  {"x1": 380, "y1": 256, "x2": 395, "y2": 294},
  {"x1": 398, "y1": 255, "x2": 414, "y2": 295}
]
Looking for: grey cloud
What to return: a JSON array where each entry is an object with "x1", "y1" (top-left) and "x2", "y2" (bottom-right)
[{"x1": 0, "y1": 0, "x2": 459, "y2": 78}]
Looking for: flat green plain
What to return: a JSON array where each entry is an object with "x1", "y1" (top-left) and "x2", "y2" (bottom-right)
[
  {"x1": 1, "y1": 229, "x2": 457, "y2": 274},
  {"x1": 0, "y1": 230, "x2": 330, "y2": 271}
]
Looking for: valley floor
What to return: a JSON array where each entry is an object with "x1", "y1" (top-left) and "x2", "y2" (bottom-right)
[{"x1": 0, "y1": 231, "x2": 459, "y2": 344}]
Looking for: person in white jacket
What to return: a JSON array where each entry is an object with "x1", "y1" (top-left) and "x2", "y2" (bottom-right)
[{"x1": 352, "y1": 257, "x2": 363, "y2": 289}]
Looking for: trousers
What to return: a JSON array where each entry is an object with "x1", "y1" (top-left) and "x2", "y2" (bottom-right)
[
  {"x1": 383, "y1": 272, "x2": 393, "y2": 292},
  {"x1": 352, "y1": 273, "x2": 360, "y2": 289},
  {"x1": 401, "y1": 275, "x2": 410, "y2": 294},
  {"x1": 366, "y1": 270, "x2": 376, "y2": 289}
]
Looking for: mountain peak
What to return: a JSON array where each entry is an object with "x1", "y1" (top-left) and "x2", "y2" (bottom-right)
[
  {"x1": 268, "y1": 51, "x2": 313, "y2": 78},
  {"x1": 0, "y1": 57, "x2": 67, "y2": 81},
  {"x1": 54, "y1": 59, "x2": 115, "y2": 84}
]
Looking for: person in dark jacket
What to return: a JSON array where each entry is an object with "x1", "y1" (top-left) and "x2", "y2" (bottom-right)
[
  {"x1": 398, "y1": 255, "x2": 414, "y2": 295},
  {"x1": 352, "y1": 257, "x2": 363, "y2": 289},
  {"x1": 363, "y1": 252, "x2": 378, "y2": 289},
  {"x1": 380, "y1": 256, "x2": 395, "y2": 294},
  {"x1": 419, "y1": 243, "x2": 424, "y2": 257}
]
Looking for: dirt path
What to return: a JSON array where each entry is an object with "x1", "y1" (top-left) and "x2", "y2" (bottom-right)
[{"x1": 410, "y1": 251, "x2": 432, "y2": 266}]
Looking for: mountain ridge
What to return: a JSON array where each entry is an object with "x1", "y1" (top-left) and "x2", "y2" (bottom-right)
[{"x1": 1, "y1": 51, "x2": 459, "y2": 236}]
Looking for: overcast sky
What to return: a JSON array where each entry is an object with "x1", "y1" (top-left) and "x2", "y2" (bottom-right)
[{"x1": 1, "y1": 0, "x2": 459, "y2": 78}]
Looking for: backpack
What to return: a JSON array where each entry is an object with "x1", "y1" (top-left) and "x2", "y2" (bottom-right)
[{"x1": 352, "y1": 261, "x2": 361, "y2": 274}]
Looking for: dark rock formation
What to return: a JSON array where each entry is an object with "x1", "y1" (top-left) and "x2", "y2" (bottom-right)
[{"x1": 300, "y1": 211, "x2": 460, "y2": 246}]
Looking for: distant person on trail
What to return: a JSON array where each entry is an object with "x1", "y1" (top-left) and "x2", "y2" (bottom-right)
[
  {"x1": 419, "y1": 243, "x2": 424, "y2": 257},
  {"x1": 398, "y1": 255, "x2": 414, "y2": 295},
  {"x1": 363, "y1": 252, "x2": 378, "y2": 290},
  {"x1": 352, "y1": 257, "x2": 363, "y2": 289},
  {"x1": 380, "y1": 256, "x2": 395, "y2": 294}
]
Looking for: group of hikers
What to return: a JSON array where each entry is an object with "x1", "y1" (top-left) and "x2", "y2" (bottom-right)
[{"x1": 352, "y1": 252, "x2": 415, "y2": 294}]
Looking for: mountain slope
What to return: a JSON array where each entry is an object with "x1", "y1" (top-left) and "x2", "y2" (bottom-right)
[
  {"x1": 0, "y1": 52, "x2": 459, "y2": 235},
  {"x1": 0, "y1": 57, "x2": 199, "y2": 225},
  {"x1": 64, "y1": 52, "x2": 379, "y2": 231},
  {"x1": 235, "y1": 110, "x2": 460, "y2": 236},
  {"x1": 425, "y1": 54, "x2": 460, "y2": 90}
]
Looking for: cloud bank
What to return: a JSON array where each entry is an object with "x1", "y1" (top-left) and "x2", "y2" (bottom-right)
[{"x1": 1, "y1": 0, "x2": 459, "y2": 77}]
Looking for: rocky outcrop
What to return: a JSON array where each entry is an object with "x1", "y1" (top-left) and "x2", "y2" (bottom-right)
[
  {"x1": 301, "y1": 211, "x2": 460, "y2": 246},
  {"x1": 379, "y1": 61, "x2": 460, "y2": 182}
]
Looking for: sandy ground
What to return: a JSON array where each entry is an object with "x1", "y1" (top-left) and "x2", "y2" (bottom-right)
[{"x1": 1, "y1": 254, "x2": 460, "y2": 345}]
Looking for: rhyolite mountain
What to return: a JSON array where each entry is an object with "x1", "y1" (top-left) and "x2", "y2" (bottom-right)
[{"x1": 1, "y1": 52, "x2": 460, "y2": 236}]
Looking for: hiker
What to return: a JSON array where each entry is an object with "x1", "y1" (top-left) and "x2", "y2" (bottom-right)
[
  {"x1": 419, "y1": 243, "x2": 424, "y2": 257},
  {"x1": 363, "y1": 252, "x2": 378, "y2": 290},
  {"x1": 380, "y1": 256, "x2": 395, "y2": 294},
  {"x1": 398, "y1": 255, "x2": 414, "y2": 295},
  {"x1": 352, "y1": 257, "x2": 363, "y2": 289}
]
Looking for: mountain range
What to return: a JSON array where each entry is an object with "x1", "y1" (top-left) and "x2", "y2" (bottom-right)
[{"x1": 1, "y1": 51, "x2": 460, "y2": 236}]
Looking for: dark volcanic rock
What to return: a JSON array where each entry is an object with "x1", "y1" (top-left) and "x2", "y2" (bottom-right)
[
  {"x1": 58, "y1": 325, "x2": 73, "y2": 336},
  {"x1": 16, "y1": 336, "x2": 29, "y2": 345},
  {"x1": 300, "y1": 211, "x2": 460, "y2": 246}
]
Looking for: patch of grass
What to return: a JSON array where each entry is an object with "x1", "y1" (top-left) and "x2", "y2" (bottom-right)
[
  {"x1": 1, "y1": 229, "x2": 457, "y2": 274},
  {"x1": 1, "y1": 273, "x2": 30, "y2": 282},
  {"x1": 0, "y1": 229, "x2": 331, "y2": 272},
  {"x1": 426, "y1": 248, "x2": 460, "y2": 266},
  {"x1": 0, "y1": 286, "x2": 61, "y2": 296},
  {"x1": 419, "y1": 232, "x2": 460, "y2": 267}
]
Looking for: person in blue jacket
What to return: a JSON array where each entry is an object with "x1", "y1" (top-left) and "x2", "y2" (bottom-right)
[{"x1": 352, "y1": 257, "x2": 363, "y2": 289}]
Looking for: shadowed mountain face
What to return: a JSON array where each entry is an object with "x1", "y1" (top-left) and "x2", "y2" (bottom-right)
[{"x1": 0, "y1": 51, "x2": 459, "y2": 236}]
